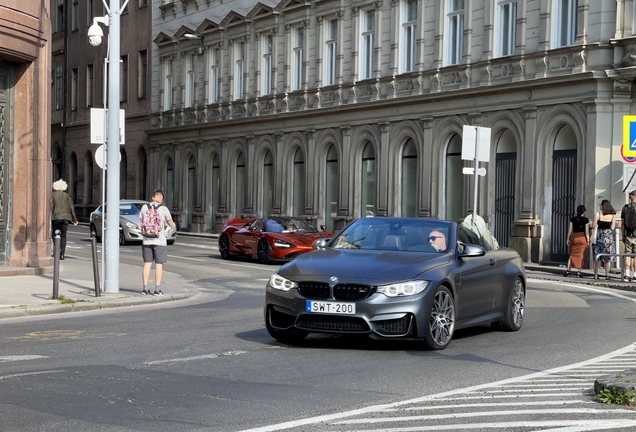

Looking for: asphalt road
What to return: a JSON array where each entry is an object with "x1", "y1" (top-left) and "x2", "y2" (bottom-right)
[{"x1": 0, "y1": 227, "x2": 635, "y2": 431}]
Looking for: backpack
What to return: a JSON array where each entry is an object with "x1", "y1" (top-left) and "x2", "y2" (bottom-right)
[
  {"x1": 140, "y1": 204, "x2": 163, "y2": 238},
  {"x1": 624, "y1": 204, "x2": 636, "y2": 232}
]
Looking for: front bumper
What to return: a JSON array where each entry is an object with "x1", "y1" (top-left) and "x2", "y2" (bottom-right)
[{"x1": 265, "y1": 283, "x2": 434, "y2": 339}]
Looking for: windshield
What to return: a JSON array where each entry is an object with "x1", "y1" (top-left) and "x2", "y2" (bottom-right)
[
  {"x1": 330, "y1": 218, "x2": 451, "y2": 253},
  {"x1": 263, "y1": 217, "x2": 319, "y2": 233},
  {"x1": 120, "y1": 202, "x2": 144, "y2": 216}
]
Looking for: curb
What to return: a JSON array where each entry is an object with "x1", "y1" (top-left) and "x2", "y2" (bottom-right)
[
  {"x1": 594, "y1": 369, "x2": 636, "y2": 396},
  {"x1": 0, "y1": 292, "x2": 198, "y2": 320}
]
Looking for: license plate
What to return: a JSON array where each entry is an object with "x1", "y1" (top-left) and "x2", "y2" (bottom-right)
[{"x1": 305, "y1": 300, "x2": 356, "y2": 315}]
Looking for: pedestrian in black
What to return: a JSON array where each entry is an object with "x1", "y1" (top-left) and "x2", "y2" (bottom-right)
[{"x1": 51, "y1": 179, "x2": 78, "y2": 260}]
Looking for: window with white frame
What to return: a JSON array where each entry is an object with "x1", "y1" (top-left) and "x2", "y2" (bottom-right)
[
  {"x1": 325, "y1": 19, "x2": 338, "y2": 85},
  {"x1": 262, "y1": 34, "x2": 273, "y2": 96},
  {"x1": 495, "y1": 0, "x2": 517, "y2": 57},
  {"x1": 208, "y1": 48, "x2": 219, "y2": 103},
  {"x1": 234, "y1": 41, "x2": 245, "y2": 100},
  {"x1": 359, "y1": 9, "x2": 375, "y2": 80},
  {"x1": 400, "y1": 0, "x2": 417, "y2": 73},
  {"x1": 444, "y1": 0, "x2": 464, "y2": 66},
  {"x1": 163, "y1": 58, "x2": 173, "y2": 110},
  {"x1": 185, "y1": 54, "x2": 195, "y2": 107},
  {"x1": 292, "y1": 26, "x2": 304, "y2": 91},
  {"x1": 552, "y1": 0, "x2": 577, "y2": 48}
]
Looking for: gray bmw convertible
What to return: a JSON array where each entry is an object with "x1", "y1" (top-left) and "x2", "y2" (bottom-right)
[{"x1": 264, "y1": 216, "x2": 525, "y2": 350}]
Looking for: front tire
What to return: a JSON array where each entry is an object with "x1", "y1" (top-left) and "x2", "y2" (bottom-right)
[
  {"x1": 424, "y1": 286, "x2": 455, "y2": 350},
  {"x1": 492, "y1": 277, "x2": 525, "y2": 332},
  {"x1": 257, "y1": 239, "x2": 271, "y2": 264},
  {"x1": 219, "y1": 235, "x2": 231, "y2": 260},
  {"x1": 119, "y1": 228, "x2": 126, "y2": 246},
  {"x1": 90, "y1": 223, "x2": 101, "y2": 243}
]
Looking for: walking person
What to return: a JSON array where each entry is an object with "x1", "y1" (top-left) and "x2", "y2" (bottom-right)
[
  {"x1": 139, "y1": 189, "x2": 175, "y2": 296},
  {"x1": 564, "y1": 205, "x2": 590, "y2": 278},
  {"x1": 51, "y1": 179, "x2": 78, "y2": 260},
  {"x1": 592, "y1": 200, "x2": 617, "y2": 280},
  {"x1": 621, "y1": 191, "x2": 636, "y2": 281}
]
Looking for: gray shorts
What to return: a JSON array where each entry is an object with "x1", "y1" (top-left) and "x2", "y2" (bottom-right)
[{"x1": 142, "y1": 245, "x2": 167, "y2": 264}]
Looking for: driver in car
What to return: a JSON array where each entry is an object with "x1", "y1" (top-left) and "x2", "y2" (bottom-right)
[{"x1": 429, "y1": 229, "x2": 447, "y2": 252}]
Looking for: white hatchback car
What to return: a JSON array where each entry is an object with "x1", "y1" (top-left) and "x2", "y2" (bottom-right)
[{"x1": 89, "y1": 200, "x2": 177, "y2": 245}]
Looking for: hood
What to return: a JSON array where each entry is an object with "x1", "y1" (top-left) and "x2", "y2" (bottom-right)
[
  {"x1": 278, "y1": 248, "x2": 450, "y2": 283},
  {"x1": 121, "y1": 214, "x2": 140, "y2": 225},
  {"x1": 270, "y1": 232, "x2": 328, "y2": 244}
]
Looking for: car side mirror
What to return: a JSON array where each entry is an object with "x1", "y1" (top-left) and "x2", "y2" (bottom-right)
[
  {"x1": 312, "y1": 238, "x2": 329, "y2": 250},
  {"x1": 458, "y1": 243, "x2": 485, "y2": 257}
]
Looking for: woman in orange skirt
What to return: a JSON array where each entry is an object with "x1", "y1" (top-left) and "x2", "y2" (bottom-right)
[{"x1": 564, "y1": 205, "x2": 590, "y2": 278}]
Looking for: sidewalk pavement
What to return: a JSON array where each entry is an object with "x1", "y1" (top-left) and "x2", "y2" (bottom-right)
[{"x1": 1, "y1": 229, "x2": 635, "y2": 320}]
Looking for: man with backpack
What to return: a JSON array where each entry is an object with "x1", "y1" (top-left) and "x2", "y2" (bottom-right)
[
  {"x1": 621, "y1": 190, "x2": 636, "y2": 281},
  {"x1": 140, "y1": 189, "x2": 175, "y2": 296}
]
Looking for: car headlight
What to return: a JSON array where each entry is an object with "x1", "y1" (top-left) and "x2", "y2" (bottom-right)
[
  {"x1": 273, "y1": 239, "x2": 293, "y2": 249},
  {"x1": 377, "y1": 281, "x2": 428, "y2": 297},
  {"x1": 125, "y1": 221, "x2": 139, "y2": 230},
  {"x1": 269, "y1": 273, "x2": 298, "y2": 291}
]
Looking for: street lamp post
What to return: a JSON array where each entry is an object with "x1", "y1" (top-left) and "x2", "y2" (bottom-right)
[{"x1": 88, "y1": 0, "x2": 127, "y2": 293}]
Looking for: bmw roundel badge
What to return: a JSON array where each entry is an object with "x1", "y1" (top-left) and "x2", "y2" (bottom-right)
[{"x1": 330, "y1": 276, "x2": 339, "y2": 283}]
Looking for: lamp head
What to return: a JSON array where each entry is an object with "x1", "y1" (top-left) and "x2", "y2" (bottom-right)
[{"x1": 88, "y1": 23, "x2": 104, "y2": 46}]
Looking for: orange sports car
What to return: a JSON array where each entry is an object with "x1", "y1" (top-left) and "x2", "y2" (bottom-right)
[{"x1": 218, "y1": 217, "x2": 333, "y2": 264}]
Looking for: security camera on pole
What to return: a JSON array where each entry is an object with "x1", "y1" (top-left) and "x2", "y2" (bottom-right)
[{"x1": 87, "y1": 0, "x2": 127, "y2": 293}]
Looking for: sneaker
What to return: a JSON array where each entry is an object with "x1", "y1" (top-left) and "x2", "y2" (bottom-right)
[
  {"x1": 563, "y1": 271, "x2": 570, "y2": 277},
  {"x1": 141, "y1": 289, "x2": 150, "y2": 296},
  {"x1": 153, "y1": 290, "x2": 163, "y2": 296}
]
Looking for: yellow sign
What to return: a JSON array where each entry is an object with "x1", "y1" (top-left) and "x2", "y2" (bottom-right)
[{"x1": 623, "y1": 115, "x2": 636, "y2": 159}]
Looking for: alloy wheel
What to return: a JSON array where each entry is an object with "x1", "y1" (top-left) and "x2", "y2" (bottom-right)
[
  {"x1": 219, "y1": 235, "x2": 229, "y2": 260},
  {"x1": 429, "y1": 288, "x2": 455, "y2": 347},
  {"x1": 511, "y1": 278, "x2": 525, "y2": 328},
  {"x1": 258, "y1": 240, "x2": 270, "y2": 264}
]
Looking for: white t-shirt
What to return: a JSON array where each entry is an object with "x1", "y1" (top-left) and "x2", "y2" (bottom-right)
[{"x1": 140, "y1": 202, "x2": 173, "y2": 246}]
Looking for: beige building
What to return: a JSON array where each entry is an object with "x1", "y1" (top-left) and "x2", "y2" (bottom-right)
[
  {"x1": 51, "y1": 0, "x2": 153, "y2": 221},
  {"x1": 0, "y1": 1, "x2": 52, "y2": 268}
]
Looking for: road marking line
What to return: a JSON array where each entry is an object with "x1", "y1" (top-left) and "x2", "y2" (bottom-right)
[
  {"x1": 0, "y1": 370, "x2": 66, "y2": 380},
  {"x1": 529, "y1": 278, "x2": 636, "y2": 302},
  {"x1": 342, "y1": 419, "x2": 636, "y2": 432},
  {"x1": 0, "y1": 355, "x2": 49, "y2": 362},
  {"x1": 382, "y1": 400, "x2": 593, "y2": 411},
  {"x1": 334, "y1": 408, "x2": 631, "y2": 425},
  {"x1": 168, "y1": 255, "x2": 204, "y2": 262},
  {"x1": 236, "y1": 343, "x2": 636, "y2": 432},
  {"x1": 143, "y1": 350, "x2": 247, "y2": 365}
]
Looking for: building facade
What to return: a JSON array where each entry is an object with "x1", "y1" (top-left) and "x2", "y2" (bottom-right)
[
  {"x1": 0, "y1": 1, "x2": 52, "y2": 268},
  {"x1": 51, "y1": 0, "x2": 152, "y2": 221}
]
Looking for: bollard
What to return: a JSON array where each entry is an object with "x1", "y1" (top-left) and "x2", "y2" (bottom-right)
[
  {"x1": 90, "y1": 231, "x2": 101, "y2": 297},
  {"x1": 52, "y1": 230, "x2": 61, "y2": 300}
]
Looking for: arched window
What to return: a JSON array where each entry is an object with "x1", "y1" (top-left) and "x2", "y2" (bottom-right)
[
  {"x1": 187, "y1": 155, "x2": 196, "y2": 227},
  {"x1": 292, "y1": 148, "x2": 305, "y2": 217},
  {"x1": 361, "y1": 142, "x2": 376, "y2": 217},
  {"x1": 138, "y1": 148, "x2": 147, "y2": 200},
  {"x1": 236, "y1": 152, "x2": 246, "y2": 215},
  {"x1": 263, "y1": 151, "x2": 274, "y2": 217},
  {"x1": 401, "y1": 139, "x2": 417, "y2": 217},
  {"x1": 70, "y1": 152, "x2": 78, "y2": 203},
  {"x1": 86, "y1": 152, "x2": 94, "y2": 205},
  {"x1": 211, "y1": 153, "x2": 220, "y2": 230},
  {"x1": 166, "y1": 158, "x2": 173, "y2": 210},
  {"x1": 325, "y1": 145, "x2": 339, "y2": 232},
  {"x1": 551, "y1": 124, "x2": 577, "y2": 262},
  {"x1": 494, "y1": 130, "x2": 517, "y2": 247},
  {"x1": 445, "y1": 134, "x2": 463, "y2": 222},
  {"x1": 52, "y1": 142, "x2": 62, "y2": 181},
  {"x1": 120, "y1": 148, "x2": 127, "y2": 199}
]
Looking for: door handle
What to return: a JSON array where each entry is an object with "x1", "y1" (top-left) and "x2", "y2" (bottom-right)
[{"x1": 489, "y1": 259, "x2": 496, "y2": 266}]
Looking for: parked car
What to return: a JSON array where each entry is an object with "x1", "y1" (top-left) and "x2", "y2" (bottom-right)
[
  {"x1": 89, "y1": 200, "x2": 177, "y2": 245},
  {"x1": 264, "y1": 216, "x2": 525, "y2": 350},
  {"x1": 218, "y1": 216, "x2": 333, "y2": 264}
]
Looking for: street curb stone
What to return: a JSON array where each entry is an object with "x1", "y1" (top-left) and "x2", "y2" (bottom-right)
[{"x1": 594, "y1": 369, "x2": 636, "y2": 395}]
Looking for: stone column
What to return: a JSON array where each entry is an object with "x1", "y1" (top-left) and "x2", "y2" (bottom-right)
[
  {"x1": 377, "y1": 122, "x2": 390, "y2": 217},
  {"x1": 8, "y1": 54, "x2": 52, "y2": 268},
  {"x1": 419, "y1": 117, "x2": 433, "y2": 216}
]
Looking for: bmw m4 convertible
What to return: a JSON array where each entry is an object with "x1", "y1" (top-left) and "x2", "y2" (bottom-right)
[{"x1": 264, "y1": 216, "x2": 526, "y2": 350}]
